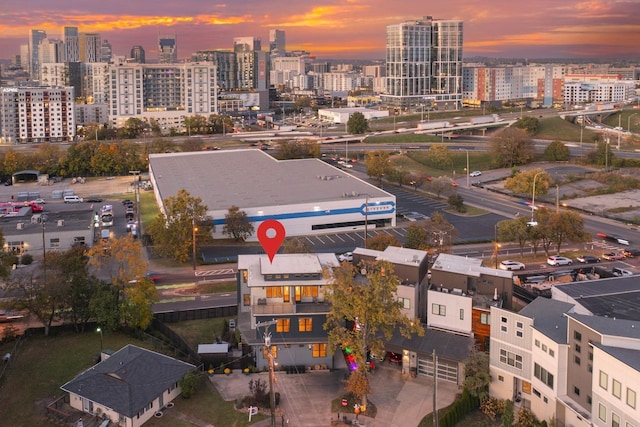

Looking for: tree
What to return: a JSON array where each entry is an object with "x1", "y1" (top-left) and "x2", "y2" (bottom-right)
[
  {"x1": 548, "y1": 210, "x2": 590, "y2": 255},
  {"x1": 121, "y1": 278, "x2": 158, "y2": 329},
  {"x1": 347, "y1": 112, "x2": 369, "y2": 134},
  {"x1": 504, "y1": 168, "x2": 550, "y2": 199},
  {"x1": 387, "y1": 167, "x2": 408, "y2": 187},
  {"x1": 426, "y1": 212, "x2": 459, "y2": 255},
  {"x1": 404, "y1": 222, "x2": 428, "y2": 249},
  {"x1": 427, "y1": 176, "x2": 455, "y2": 199},
  {"x1": 586, "y1": 140, "x2": 614, "y2": 167},
  {"x1": 365, "y1": 150, "x2": 392, "y2": 186},
  {"x1": 544, "y1": 140, "x2": 570, "y2": 161},
  {"x1": 179, "y1": 370, "x2": 202, "y2": 399},
  {"x1": 502, "y1": 400, "x2": 515, "y2": 427},
  {"x1": 513, "y1": 116, "x2": 540, "y2": 135},
  {"x1": 87, "y1": 235, "x2": 148, "y2": 287},
  {"x1": 407, "y1": 173, "x2": 432, "y2": 191},
  {"x1": 490, "y1": 127, "x2": 534, "y2": 168},
  {"x1": 147, "y1": 189, "x2": 214, "y2": 263},
  {"x1": 282, "y1": 237, "x2": 312, "y2": 254},
  {"x1": 276, "y1": 139, "x2": 320, "y2": 159},
  {"x1": 223, "y1": 205, "x2": 255, "y2": 242},
  {"x1": 325, "y1": 261, "x2": 424, "y2": 408},
  {"x1": 0, "y1": 229, "x2": 14, "y2": 279},
  {"x1": 497, "y1": 217, "x2": 531, "y2": 258},
  {"x1": 120, "y1": 117, "x2": 146, "y2": 139},
  {"x1": 463, "y1": 349, "x2": 491, "y2": 400},
  {"x1": 367, "y1": 233, "x2": 400, "y2": 251},
  {"x1": 427, "y1": 145, "x2": 452, "y2": 170},
  {"x1": 448, "y1": 193, "x2": 465, "y2": 213}
]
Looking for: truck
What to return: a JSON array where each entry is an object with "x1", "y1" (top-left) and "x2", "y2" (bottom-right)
[
  {"x1": 469, "y1": 114, "x2": 501, "y2": 125},
  {"x1": 417, "y1": 121, "x2": 452, "y2": 131}
]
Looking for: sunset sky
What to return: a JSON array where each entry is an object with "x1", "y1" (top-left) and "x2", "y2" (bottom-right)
[{"x1": 1, "y1": 0, "x2": 639, "y2": 61}]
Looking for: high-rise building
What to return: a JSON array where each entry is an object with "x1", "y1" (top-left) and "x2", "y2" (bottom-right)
[
  {"x1": 191, "y1": 50, "x2": 237, "y2": 90},
  {"x1": 100, "y1": 40, "x2": 112, "y2": 63},
  {"x1": 0, "y1": 86, "x2": 76, "y2": 143},
  {"x1": 63, "y1": 26, "x2": 79, "y2": 62},
  {"x1": 383, "y1": 16, "x2": 463, "y2": 109},
  {"x1": 130, "y1": 45, "x2": 146, "y2": 64},
  {"x1": 158, "y1": 35, "x2": 178, "y2": 63},
  {"x1": 28, "y1": 29, "x2": 47, "y2": 80},
  {"x1": 269, "y1": 29, "x2": 286, "y2": 55},
  {"x1": 79, "y1": 33, "x2": 101, "y2": 63},
  {"x1": 233, "y1": 37, "x2": 261, "y2": 53},
  {"x1": 233, "y1": 37, "x2": 267, "y2": 90},
  {"x1": 38, "y1": 39, "x2": 65, "y2": 65}
]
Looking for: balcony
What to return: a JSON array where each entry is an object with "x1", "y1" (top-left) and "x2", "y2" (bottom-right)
[{"x1": 251, "y1": 299, "x2": 330, "y2": 315}]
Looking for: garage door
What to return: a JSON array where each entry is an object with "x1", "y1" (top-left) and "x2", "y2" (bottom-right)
[{"x1": 417, "y1": 356, "x2": 458, "y2": 383}]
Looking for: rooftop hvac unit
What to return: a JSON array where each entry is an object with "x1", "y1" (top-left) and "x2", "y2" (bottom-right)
[
  {"x1": 17, "y1": 223, "x2": 24, "y2": 230},
  {"x1": 57, "y1": 220, "x2": 64, "y2": 226}
]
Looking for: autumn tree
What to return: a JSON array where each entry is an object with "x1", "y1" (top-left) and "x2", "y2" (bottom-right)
[
  {"x1": 276, "y1": 139, "x2": 321, "y2": 159},
  {"x1": 490, "y1": 127, "x2": 534, "y2": 168},
  {"x1": 426, "y1": 212, "x2": 459, "y2": 255},
  {"x1": 325, "y1": 261, "x2": 424, "y2": 408},
  {"x1": 0, "y1": 229, "x2": 14, "y2": 279},
  {"x1": 504, "y1": 168, "x2": 551, "y2": 199},
  {"x1": 426, "y1": 176, "x2": 455, "y2": 199},
  {"x1": 544, "y1": 140, "x2": 570, "y2": 161},
  {"x1": 367, "y1": 233, "x2": 400, "y2": 251},
  {"x1": 223, "y1": 205, "x2": 255, "y2": 242},
  {"x1": 147, "y1": 189, "x2": 214, "y2": 263},
  {"x1": 365, "y1": 150, "x2": 392, "y2": 186},
  {"x1": 87, "y1": 235, "x2": 148, "y2": 287},
  {"x1": 404, "y1": 222, "x2": 428, "y2": 249},
  {"x1": 426, "y1": 145, "x2": 452, "y2": 171},
  {"x1": 282, "y1": 237, "x2": 312, "y2": 254},
  {"x1": 497, "y1": 216, "x2": 532, "y2": 258},
  {"x1": 548, "y1": 210, "x2": 590, "y2": 255},
  {"x1": 513, "y1": 116, "x2": 540, "y2": 135},
  {"x1": 347, "y1": 112, "x2": 369, "y2": 134}
]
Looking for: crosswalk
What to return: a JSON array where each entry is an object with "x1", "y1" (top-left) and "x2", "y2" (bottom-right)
[{"x1": 195, "y1": 268, "x2": 236, "y2": 277}]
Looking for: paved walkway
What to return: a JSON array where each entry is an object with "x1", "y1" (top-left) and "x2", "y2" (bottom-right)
[{"x1": 209, "y1": 361, "x2": 459, "y2": 427}]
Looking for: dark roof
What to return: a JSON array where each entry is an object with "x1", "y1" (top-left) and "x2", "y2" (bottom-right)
[
  {"x1": 554, "y1": 277, "x2": 640, "y2": 321},
  {"x1": 385, "y1": 327, "x2": 473, "y2": 362},
  {"x1": 519, "y1": 297, "x2": 574, "y2": 344},
  {"x1": 592, "y1": 342, "x2": 640, "y2": 372},
  {"x1": 61, "y1": 345, "x2": 195, "y2": 417},
  {"x1": 567, "y1": 313, "x2": 640, "y2": 339}
]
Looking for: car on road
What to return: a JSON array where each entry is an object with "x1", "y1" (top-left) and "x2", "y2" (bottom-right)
[
  {"x1": 451, "y1": 181, "x2": 459, "y2": 187},
  {"x1": 31, "y1": 198, "x2": 46, "y2": 204},
  {"x1": 547, "y1": 256, "x2": 573, "y2": 266},
  {"x1": 469, "y1": 170, "x2": 482, "y2": 177},
  {"x1": 612, "y1": 267, "x2": 633, "y2": 277},
  {"x1": 338, "y1": 252, "x2": 353, "y2": 263},
  {"x1": 602, "y1": 252, "x2": 625, "y2": 261},
  {"x1": 85, "y1": 196, "x2": 103, "y2": 203},
  {"x1": 577, "y1": 254, "x2": 600, "y2": 264},
  {"x1": 499, "y1": 260, "x2": 525, "y2": 271},
  {"x1": 622, "y1": 248, "x2": 640, "y2": 258},
  {"x1": 145, "y1": 272, "x2": 164, "y2": 282}
]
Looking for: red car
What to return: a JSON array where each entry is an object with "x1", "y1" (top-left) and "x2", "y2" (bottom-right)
[
  {"x1": 388, "y1": 352, "x2": 402, "y2": 364},
  {"x1": 602, "y1": 252, "x2": 625, "y2": 261}
]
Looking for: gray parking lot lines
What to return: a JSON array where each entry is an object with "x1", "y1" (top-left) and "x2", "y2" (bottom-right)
[
  {"x1": 345, "y1": 234, "x2": 357, "y2": 241},
  {"x1": 335, "y1": 234, "x2": 346, "y2": 242},
  {"x1": 324, "y1": 235, "x2": 336, "y2": 243},
  {"x1": 314, "y1": 235, "x2": 326, "y2": 244},
  {"x1": 305, "y1": 236, "x2": 315, "y2": 244}
]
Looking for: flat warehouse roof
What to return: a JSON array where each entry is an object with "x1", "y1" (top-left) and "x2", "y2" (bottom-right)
[{"x1": 149, "y1": 149, "x2": 393, "y2": 209}]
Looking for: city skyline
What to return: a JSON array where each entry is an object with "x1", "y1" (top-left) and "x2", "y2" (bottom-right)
[{"x1": 2, "y1": 1, "x2": 640, "y2": 61}]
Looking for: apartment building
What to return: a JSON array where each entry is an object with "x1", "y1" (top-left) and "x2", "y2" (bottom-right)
[
  {"x1": 563, "y1": 74, "x2": 635, "y2": 105},
  {"x1": 383, "y1": 16, "x2": 463, "y2": 110},
  {"x1": 0, "y1": 86, "x2": 76, "y2": 143}
]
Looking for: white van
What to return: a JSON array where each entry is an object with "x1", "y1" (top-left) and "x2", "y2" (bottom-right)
[{"x1": 63, "y1": 195, "x2": 83, "y2": 203}]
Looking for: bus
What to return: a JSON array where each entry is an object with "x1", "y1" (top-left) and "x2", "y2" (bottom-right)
[{"x1": 100, "y1": 205, "x2": 114, "y2": 227}]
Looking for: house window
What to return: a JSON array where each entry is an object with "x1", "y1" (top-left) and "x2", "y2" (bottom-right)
[
  {"x1": 627, "y1": 388, "x2": 636, "y2": 408},
  {"x1": 516, "y1": 331, "x2": 523, "y2": 338},
  {"x1": 499, "y1": 349, "x2": 523, "y2": 369},
  {"x1": 312, "y1": 343, "x2": 327, "y2": 358},
  {"x1": 613, "y1": 379, "x2": 622, "y2": 399},
  {"x1": 459, "y1": 309, "x2": 464, "y2": 320},
  {"x1": 480, "y1": 313, "x2": 490, "y2": 325},
  {"x1": 542, "y1": 344, "x2": 547, "y2": 352},
  {"x1": 398, "y1": 297, "x2": 411, "y2": 309},
  {"x1": 242, "y1": 270, "x2": 248, "y2": 282},
  {"x1": 534, "y1": 363, "x2": 554, "y2": 389},
  {"x1": 266, "y1": 287, "x2": 282, "y2": 298},
  {"x1": 549, "y1": 349, "x2": 554, "y2": 357},
  {"x1": 574, "y1": 355, "x2": 581, "y2": 365},
  {"x1": 587, "y1": 395, "x2": 592, "y2": 405},
  {"x1": 535, "y1": 339, "x2": 540, "y2": 348},
  {"x1": 301, "y1": 286, "x2": 319, "y2": 297},
  {"x1": 575, "y1": 344, "x2": 581, "y2": 353},
  {"x1": 574, "y1": 331, "x2": 582, "y2": 342},
  {"x1": 501, "y1": 325, "x2": 507, "y2": 333},
  {"x1": 598, "y1": 403, "x2": 606, "y2": 421},
  {"x1": 501, "y1": 316, "x2": 507, "y2": 323},
  {"x1": 299, "y1": 318, "x2": 312, "y2": 332},
  {"x1": 612, "y1": 413, "x2": 620, "y2": 427},
  {"x1": 276, "y1": 318, "x2": 290, "y2": 333},
  {"x1": 432, "y1": 304, "x2": 445, "y2": 316},
  {"x1": 533, "y1": 388, "x2": 541, "y2": 398},
  {"x1": 498, "y1": 375, "x2": 504, "y2": 382},
  {"x1": 600, "y1": 371, "x2": 608, "y2": 390},
  {"x1": 516, "y1": 321, "x2": 523, "y2": 329},
  {"x1": 574, "y1": 386, "x2": 580, "y2": 396}
]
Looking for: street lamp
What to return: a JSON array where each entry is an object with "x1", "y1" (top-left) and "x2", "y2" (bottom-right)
[
  {"x1": 41, "y1": 214, "x2": 48, "y2": 285},
  {"x1": 494, "y1": 223, "x2": 501, "y2": 269},
  {"x1": 192, "y1": 219, "x2": 198, "y2": 271},
  {"x1": 531, "y1": 171, "x2": 544, "y2": 222},
  {"x1": 96, "y1": 327, "x2": 103, "y2": 352},
  {"x1": 629, "y1": 113, "x2": 638, "y2": 133}
]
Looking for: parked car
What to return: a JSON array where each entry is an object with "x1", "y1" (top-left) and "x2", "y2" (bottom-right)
[
  {"x1": 388, "y1": 352, "x2": 402, "y2": 364},
  {"x1": 602, "y1": 252, "x2": 625, "y2": 261},
  {"x1": 622, "y1": 248, "x2": 640, "y2": 258},
  {"x1": 547, "y1": 256, "x2": 573, "y2": 266},
  {"x1": 612, "y1": 267, "x2": 634, "y2": 277},
  {"x1": 469, "y1": 170, "x2": 482, "y2": 177},
  {"x1": 338, "y1": 252, "x2": 353, "y2": 263},
  {"x1": 577, "y1": 254, "x2": 600, "y2": 264},
  {"x1": 499, "y1": 260, "x2": 525, "y2": 271}
]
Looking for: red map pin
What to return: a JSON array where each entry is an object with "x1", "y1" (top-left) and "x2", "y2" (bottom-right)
[{"x1": 257, "y1": 219, "x2": 286, "y2": 263}]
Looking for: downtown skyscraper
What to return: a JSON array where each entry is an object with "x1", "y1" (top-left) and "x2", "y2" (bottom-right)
[{"x1": 382, "y1": 16, "x2": 463, "y2": 110}]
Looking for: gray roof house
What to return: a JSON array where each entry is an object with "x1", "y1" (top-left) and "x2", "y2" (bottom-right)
[{"x1": 61, "y1": 345, "x2": 195, "y2": 427}]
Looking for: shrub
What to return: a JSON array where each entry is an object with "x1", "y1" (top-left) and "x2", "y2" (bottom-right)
[
  {"x1": 20, "y1": 253, "x2": 33, "y2": 265},
  {"x1": 179, "y1": 370, "x2": 201, "y2": 399},
  {"x1": 480, "y1": 396, "x2": 505, "y2": 420}
]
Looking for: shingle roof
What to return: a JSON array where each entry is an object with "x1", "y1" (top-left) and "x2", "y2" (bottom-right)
[
  {"x1": 385, "y1": 327, "x2": 473, "y2": 362},
  {"x1": 61, "y1": 345, "x2": 195, "y2": 417},
  {"x1": 567, "y1": 313, "x2": 640, "y2": 339}
]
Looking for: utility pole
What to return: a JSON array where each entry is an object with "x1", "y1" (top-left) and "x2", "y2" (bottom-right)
[
  {"x1": 433, "y1": 349, "x2": 438, "y2": 427},
  {"x1": 257, "y1": 319, "x2": 278, "y2": 427}
]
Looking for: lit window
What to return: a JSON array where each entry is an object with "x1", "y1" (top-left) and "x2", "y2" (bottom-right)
[
  {"x1": 299, "y1": 318, "x2": 312, "y2": 332},
  {"x1": 276, "y1": 318, "x2": 290, "y2": 333},
  {"x1": 312, "y1": 343, "x2": 327, "y2": 358},
  {"x1": 266, "y1": 287, "x2": 282, "y2": 298},
  {"x1": 480, "y1": 313, "x2": 490, "y2": 325},
  {"x1": 243, "y1": 294, "x2": 250, "y2": 306}
]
